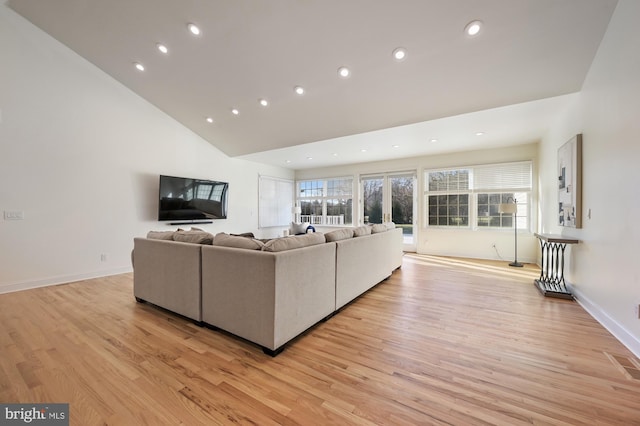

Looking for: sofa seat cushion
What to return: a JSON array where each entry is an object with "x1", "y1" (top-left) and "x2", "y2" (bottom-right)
[
  {"x1": 262, "y1": 232, "x2": 325, "y2": 252},
  {"x1": 173, "y1": 230, "x2": 214, "y2": 244},
  {"x1": 324, "y1": 228, "x2": 354, "y2": 242},
  {"x1": 213, "y1": 233, "x2": 265, "y2": 250}
]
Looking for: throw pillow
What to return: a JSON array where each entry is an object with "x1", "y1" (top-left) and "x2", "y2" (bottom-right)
[
  {"x1": 290, "y1": 222, "x2": 310, "y2": 235},
  {"x1": 324, "y1": 228, "x2": 354, "y2": 242}
]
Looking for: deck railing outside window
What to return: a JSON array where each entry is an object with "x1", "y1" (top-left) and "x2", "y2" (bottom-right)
[{"x1": 300, "y1": 214, "x2": 344, "y2": 225}]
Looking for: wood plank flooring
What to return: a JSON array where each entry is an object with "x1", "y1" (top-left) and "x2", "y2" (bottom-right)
[{"x1": 1, "y1": 254, "x2": 639, "y2": 425}]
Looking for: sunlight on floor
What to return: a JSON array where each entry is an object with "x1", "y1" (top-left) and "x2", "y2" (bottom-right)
[{"x1": 402, "y1": 253, "x2": 541, "y2": 282}]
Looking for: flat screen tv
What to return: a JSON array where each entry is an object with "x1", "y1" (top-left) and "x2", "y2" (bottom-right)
[{"x1": 158, "y1": 175, "x2": 228, "y2": 222}]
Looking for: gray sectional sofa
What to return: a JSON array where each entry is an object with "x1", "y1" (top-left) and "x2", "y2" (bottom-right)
[{"x1": 132, "y1": 225, "x2": 403, "y2": 355}]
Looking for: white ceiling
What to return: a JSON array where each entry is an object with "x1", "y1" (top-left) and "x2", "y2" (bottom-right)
[{"x1": 8, "y1": 0, "x2": 617, "y2": 169}]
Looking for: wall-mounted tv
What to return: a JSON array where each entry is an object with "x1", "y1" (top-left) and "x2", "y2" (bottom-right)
[{"x1": 158, "y1": 175, "x2": 228, "y2": 223}]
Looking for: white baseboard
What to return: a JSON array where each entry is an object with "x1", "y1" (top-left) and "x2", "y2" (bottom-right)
[
  {"x1": 568, "y1": 283, "x2": 640, "y2": 359},
  {"x1": 0, "y1": 267, "x2": 133, "y2": 295}
]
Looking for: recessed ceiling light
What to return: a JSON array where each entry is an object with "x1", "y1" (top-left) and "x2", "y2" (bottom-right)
[
  {"x1": 294, "y1": 86, "x2": 305, "y2": 95},
  {"x1": 465, "y1": 20, "x2": 483, "y2": 36},
  {"x1": 337, "y1": 66, "x2": 350, "y2": 78},
  {"x1": 475, "y1": 132, "x2": 485, "y2": 136},
  {"x1": 285, "y1": 160, "x2": 292, "y2": 164},
  {"x1": 306, "y1": 156, "x2": 313, "y2": 160},
  {"x1": 206, "y1": 117, "x2": 213, "y2": 123},
  {"x1": 187, "y1": 23, "x2": 201, "y2": 36},
  {"x1": 332, "y1": 153, "x2": 338, "y2": 157},
  {"x1": 134, "y1": 62, "x2": 145, "y2": 71},
  {"x1": 361, "y1": 149, "x2": 367, "y2": 153},
  {"x1": 157, "y1": 43, "x2": 168, "y2": 54},
  {"x1": 231, "y1": 108, "x2": 239, "y2": 115},
  {"x1": 392, "y1": 145, "x2": 400, "y2": 148},
  {"x1": 259, "y1": 99, "x2": 268, "y2": 107},
  {"x1": 392, "y1": 47, "x2": 407, "y2": 61},
  {"x1": 430, "y1": 138, "x2": 438, "y2": 143}
]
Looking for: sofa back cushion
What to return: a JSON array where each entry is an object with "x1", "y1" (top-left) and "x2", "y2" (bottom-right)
[
  {"x1": 173, "y1": 229, "x2": 214, "y2": 244},
  {"x1": 324, "y1": 228, "x2": 354, "y2": 242},
  {"x1": 147, "y1": 230, "x2": 175, "y2": 240},
  {"x1": 230, "y1": 232, "x2": 255, "y2": 238},
  {"x1": 353, "y1": 226, "x2": 372, "y2": 237},
  {"x1": 213, "y1": 233, "x2": 265, "y2": 250},
  {"x1": 262, "y1": 232, "x2": 325, "y2": 252},
  {"x1": 371, "y1": 223, "x2": 388, "y2": 234}
]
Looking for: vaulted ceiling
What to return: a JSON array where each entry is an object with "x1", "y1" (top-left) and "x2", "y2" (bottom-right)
[{"x1": 8, "y1": 0, "x2": 618, "y2": 169}]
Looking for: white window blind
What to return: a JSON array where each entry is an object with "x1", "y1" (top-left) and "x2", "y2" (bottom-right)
[
  {"x1": 473, "y1": 161, "x2": 532, "y2": 191},
  {"x1": 425, "y1": 161, "x2": 533, "y2": 230},
  {"x1": 259, "y1": 175, "x2": 293, "y2": 228}
]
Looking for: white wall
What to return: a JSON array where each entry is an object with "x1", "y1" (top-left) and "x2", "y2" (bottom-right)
[
  {"x1": 538, "y1": 0, "x2": 640, "y2": 356},
  {"x1": 296, "y1": 142, "x2": 540, "y2": 262},
  {"x1": 0, "y1": 6, "x2": 293, "y2": 293}
]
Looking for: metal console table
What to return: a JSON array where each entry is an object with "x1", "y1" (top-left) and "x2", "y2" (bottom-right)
[{"x1": 533, "y1": 233, "x2": 579, "y2": 299}]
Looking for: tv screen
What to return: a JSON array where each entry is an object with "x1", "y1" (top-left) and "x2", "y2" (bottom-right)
[{"x1": 158, "y1": 175, "x2": 228, "y2": 222}]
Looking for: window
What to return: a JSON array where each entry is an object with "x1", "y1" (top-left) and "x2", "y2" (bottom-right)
[
  {"x1": 426, "y1": 169, "x2": 469, "y2": 226},
  {"x1": 297, "y1": 177, "x2": 353, "y2": 225},
  {"x1": 476, "y1": 192, "x2": 528, "y2": 228},
  {"x1": 259, "y1": 175, "x2": 294, "y2": 228},
  {"x1": 425, "y1": 161, "x2": 532, "y2": 230}
]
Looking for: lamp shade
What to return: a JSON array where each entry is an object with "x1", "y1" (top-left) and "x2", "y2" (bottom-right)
[{"x1": 499, "y1": 203, "x2": 517, "y2": 214}]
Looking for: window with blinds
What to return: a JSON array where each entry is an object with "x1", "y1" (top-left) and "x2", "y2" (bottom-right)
[
  {"x1": 425, "y1": 161, "x2": 532, "y2": 229},
  {"x1": 259, "y1": 175, "x2": 294, "y2": 228}
]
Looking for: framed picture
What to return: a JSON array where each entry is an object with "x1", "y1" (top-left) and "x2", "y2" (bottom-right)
[{"x1": 558, "y1": 134, "x2": 583, "y2": 228}]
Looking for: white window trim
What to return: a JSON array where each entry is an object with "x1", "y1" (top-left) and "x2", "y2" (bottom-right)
[
  {"x1": 424, "y1": 161, "x2": 532, "y2": 231},
  {"x1": 296, "y1": 176, "x2": 354, "y2": 226}
]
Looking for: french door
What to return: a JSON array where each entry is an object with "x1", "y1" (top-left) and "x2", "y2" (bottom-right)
[{"x1": 361, "y1": 172, "x2": 417, "y2": 252}]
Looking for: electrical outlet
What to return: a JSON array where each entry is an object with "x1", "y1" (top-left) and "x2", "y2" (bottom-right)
[
  {"x1": 100, "y1": 253, "x2": 108, "y2": 262},
  {"x1": 4, "y1": 211, "x2": 24, "y2": 220}
]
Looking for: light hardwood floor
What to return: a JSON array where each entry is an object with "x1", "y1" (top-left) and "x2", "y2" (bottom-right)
[{"x1": 1, "y1": 254, "x2": 639, "y2": 425}]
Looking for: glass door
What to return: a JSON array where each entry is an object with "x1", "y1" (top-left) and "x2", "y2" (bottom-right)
[{"x1": 361, "y1": 172, "x2": 417, "y2": 252}]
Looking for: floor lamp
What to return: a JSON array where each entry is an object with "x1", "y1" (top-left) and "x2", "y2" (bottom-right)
[{"x1": 498, "y1": 198, "x2": 523, "y2": 267}]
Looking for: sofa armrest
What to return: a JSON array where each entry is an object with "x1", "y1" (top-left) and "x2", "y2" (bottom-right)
[
  {"x1": 389, "y1": 227, "x2": 404, "y2": 271},
  {"x1": 133, "y1": 238, "x2": 202, "y2": 321},
  {"x1": 335, "y1": 228, "x2": 403, "y2": 309}
]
